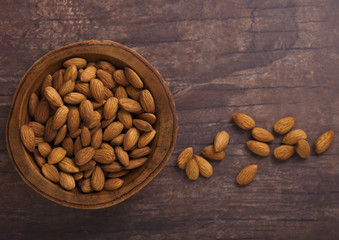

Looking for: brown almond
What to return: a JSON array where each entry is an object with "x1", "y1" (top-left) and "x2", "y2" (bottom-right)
[
  {"x1": 59, "y1": 172, "x2": 76, "y2": 190},
  {"x1": 63, "y1": 57, "x2": 87, "y2": 68},
  {"x1": 80, "y1": 66, "x2": 96, "y2": 82},
  {"x1": 28, "y1": 121, "x2": 45, "y2": 137},
  {"x1": 52, "y1": 69, "x2": 65, "y2": 90},
  {"x1": 97, "y1": 60, "x2": 116, "y2": 74},
  {"x1": 113, "y1": 69, "x2": 129, "y2": 86},
  {"x1": 54, "y1": 124, "x2": 67, "y2": 145},
  {"x1": 314, "y1": 130, "x2": 335, "y2": 154},
  {"x1": 86, "y1": 111, "x2": 101, "y2": 129},
  {"x1": 84, "y1": 165, "x2": 95, "y2": 179},
  {"x1": 93, "y1": 148, "x2": 115, "y2": 164},
  {"x1": 41, "y1": 164, "x2": 60, "y2": 183},
  {"x1": 236, "y1": 165, "x2": 258, "y2": 186},
  {"x1": 58, "y1": 80, "x2": 75, "y2": 97},
  {"x1": 34, "y1": 100, "x2": 50, "y2": 124},
  {"x1": 214, "y1": 130, "x2": 230, "y2": 152},
  {"x1": 194, "y1": 155, "x2": 213, "y2": 178},
  {"x1": 29, "y1": 93, "x2": 39, "y2": 118},
  {"x1": 35, "y1": 137, "x2": 45, "y2": 144},
  {"x1": 63, "y1": 65, "x2": 77, "y2": 82},
  {"x1": 64, "y1": 92, "x2": 87, "y2": 105},
  {"x1": 295, "y1": 139, "x2": 311, "y2": 159},
  {"x1": 119, "y1": 98, "x2": 143, "y2": 113},
  {"x1": 90, "y1": 79, "x2": 105, "y2": 102},
  {"x1": 110, "y1": 134, "x2": 125, "y2": 146},
  {"x1": 101, "y1": 162, "x2": 124, "y2": 172},
  {"x1": 104, "y1": 178, "x2": 124, "y2": 191},
  {"x1": 20, "y1": 125, "x2": 36, "y2": 152},
  {"x1": 185, "y1": 158, "x2": 199, "y2": 181},
  {"x1": 44, "y1": 86, "x2": 63, "y2": 107},
  {"x1": 125, "y1": 67, "x2": 143, "y2": 89},
  {"x1": 80, "y1": 127, "x2": 91, "y2": 147},
  {"x1": 232, "y1": 113, "x2": 255, "y2": 130},
  {"x1": 91, "y1": 128, "x2": 102, "y2": 149},
  {"x1": 75, "y1": 147, "x2": 95, "y2": 166},
  {"x1": 108, "y1": 170, "x2": 130, "y2": 178},
  {"x1": 91, "y1": 166, "x2": 105, "y2": 191},
  {"x1": 274, "y1": 145, "x2": 295, "y2": 160},
  {"x1": 101, "y1": 116, "x2": 115, "y2": 129},
  {"x1": 282, "y1": 129, "x2": 307, "y2": 145},
  {"x1": 62, "y1": 137, "x2": 74, "y2": 157},
  {"x1": 38, "y1": 142, "x2": 51, "y2": 158},
  {"x1": 177, "y1": 147, "x2": 193, "y2": 169},
  {"x1": 133, "y1": 119, "x2": 153, "y2": 132},
  {"x1": 123, "y1": 127, "x2": 139, "y2": 151},
  {"x1": 251, "y1": 128, "x2": 274, "y2": 142},
  {"x1": 48, "y1": 147, "x2": 66, "y2": 164},
  {"x1": 101, "y1": 142, "x2": 114, "y2": 151},
  {"x1": 129, "y1": 146, "x2": 152, "y2": 159},
  {"x1": 103, "y1": 97, "x2": 119, "y2": 120},
  {"x1": 102, "y1": 121, "x2": 124, "y2": 141},
  {"x1": 78, "y1": 178, "x2": 93, "y2": 193},
  {"x1": 41, "y1": 74, "x2": 52, "y2": 98},
  {"x1": 115, "y1": 86, "x2": 128, "y2": 99},
  {"x1": 58, "y1": 157, "x2": 79, "y2": 173},
  {"x1": 73, "y1": 136, "x2": 82, "y2": 156},
  {"x1": 201, "y1": 145, "x2": 226, "y2": 160},
  {"x1": 44, "y1": 117, "x2": 57, "y2": 142},
  {"x1": 140, "y1": 90, "x2": 155, "y2": 113},
  {"x1": 73, "y1": 172, "x2": 84, "y2": 181},
  {"x1": 125, "y1": 157, "x2": 148, "y2": 170},
  {"x1": 104, "y1": 87, "x2": 114, "y2": 99},
  {"x1": 79, "y1": 100, "x2": 94, "y2": 122},
  {"x1": 246, "y1": 140, "x2": 270, "y2": 157},
  {"x1": 126, "y1": 85, "x2": 141, "y2": 100},
  {"x1": 97, "y1": 69, "x2": 116, "y2": 89},
  {"x1": 138, "y1": 130, "x2": 156, "y2": 148},
  {"x1": 117, "y1": 109, "x2": 133, "y2": 129},
  {"x1": 115, "y1": 146, "x2": 129, "y2": 167},
  {"x1": 90, "y1": 100, "x2": 106, "y2": 109},
  {"x1": 75, "y1": 82, "x2": 92, "y2": 98},
  {"x1": 34, "y1": 149, "x2": 46, "y2": 167},
  {"x1": 67, "y1": 106, "x2": 80, "y2": 133},
  {"x1": 68, "y1": 128, "x2": 82, "y2": 139},
  {"x1": 52, "y1": 106, "x2": 69, "y2": 130},
  {"x1": 79, "y1": 160, "x2": 96, "y2": 172},
  {"x1": 274, "y1": 117, "x2": 295, "y2": 134},
  {"x1": 137, "y1": 113, "x2": 156, "y2": 125}
]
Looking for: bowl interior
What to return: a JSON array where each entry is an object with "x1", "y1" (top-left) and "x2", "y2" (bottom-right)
[{"x1": 7, "y1": 40, "x2": 177, "y2": 209}]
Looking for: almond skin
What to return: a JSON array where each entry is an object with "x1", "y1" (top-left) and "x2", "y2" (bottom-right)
[
  {"x1": 79, "y1": 100, "x2": 94, "y2": 123},
  {"x1": 97, "y1": 69, "x2": 116, "y2": 90},
  {"x1": 115, "y1": 146, "x2": 130, "y2": 167},
  {"x1": 214, "y1": 130, "x2": 230, "y2": 152},
  {"x1": 314, "y1": 130, "x2": 335, "y2": 154},
  {"x1": 90, "y1": 79, "x2": 105, "y2": 103},
  {"x1": 80, "y1": 127, "x2": 91, "y2": 147},
  {"x1": 52, "y1": 106, "x2": 69, "y2": 130},
  {"x1": 57, "y1": 157, "x2": 79, "y2": 173},
  {"x1": 64, "y1": 92, "x2": 87, "y2": 105},
  {"x1": 137, "y1": 113, "x2": 157, "y2": 125},
  {"x1": 104, "y1": 97, "x2": 119, "y2": 120},
  {"x1": 103, "y1": 121, "x2": 124, "y2": 141},
  {"x1": 73, "y1": 172, "x2": 84, "y2": 181},
  {"x1": 63, "y1": 65, "x2": 78, "y2": 82},
  {"x1": 93, "y1": 148, "x2": 115, "y2": 164},
  {"x1": 28, "y1": 121, "x2": 45, "y2": 137},
  {"x1": 44, "y1": 117, "x2": 58, "y2": 142},
  {"x1": 52, "y1": 69, "x2": 65, "y2": 91},
  {"x1": 125, "y1": 157, "x2": 148, "y2": 170},
  {"x1": 59, "y1": 172, "x2": 76, "y2": 190},
  {"x1": 119, "y1": 98, "x2": 143, "y2": 113},
  {"x1": 138, "y1": 130, "x2": 156, "y2": 148},
  {"x1": 251, "y1": 128, "x2": 274, "y2": 142},
  {"x1": 101, "y1": 162, "x2": 124, "y2": 173},
  {"x1": 110, "y1": 134, "x2": 125, "y2": 146},
  {"x1": 133, "y1": 119, "x2": 153, "y2": 132},
  {"x1": 246, "y1": 140, "x2": 270, "y2": 157},
  {"x1": 91, "y1": 128, "x2": 103, "y2": 149},
  {"x1": 78, "y1": 178, "x2": 93, "y2": 193},
  {"x1": 274, "y1": 117, "x2": 295, "y2": 134},
  {"x1": 75, "y1": 147, "x2": 95, "y2": 166},
  {"x1": 201, "y1": 145, "x2": 225, "y2": 160},
  {"x1": 108, "y1": 170, "x2": 130, "y2": 178},
  {"x1": 62, "y1": 137, "x2": 74, "y2": 157},
  {"x1": 97, "y1": 60, "x2": 116, "y2": 74},
  {"x1": 185, "y1": 158, "x2": 199, "y2": 181},
  {"x1": 123, "y1": 127, "x2": 139, "y2": 151},
  {"x1": 29, "y1": 93, "x2": 39, "y2": 118},
  {"x1": 91, "y1": 166, "x2": 105, "y2": 191},
  {"x1": 41, "y1": 164, "x2": 60, "y2": 183},
  {"x1": 115, "y1": 86, "x2": 128, "y2": 99},
  {"x1": 54, "y1": 125, "x2": 68, "y2": 145},
  {"x1": 177, "y1": 147, "x2": 193, "y2": 169},
  {"x1": 63, "y1": 57, "x2": 87, "y2": 68},
  {"x1": 126, "y1": 85, "x2": 141, "y2": 100},
  {"x1": 295, "y1": 139, "x2": 311, "y2": 159},
  {"x1": 140, "y1": 89, "x2": 155, "y2": 113},
  {"x1": 69, "y1": 128, "x2": 82, "y2": 139},
  {"x1": 67, "y1": 107, "x2": 80, "y2": 133},
  {"x1": 125, "y1": 67, "x2": 144, "y2": 89},
  {"x1": 194, "y1": 155, "x2": 213, "y2": 178},
  {"x1": 48, "y1": 147, "x2": 67, "y2": 164},
  {"x1": 38, "y1": 142, "x2": 51, "y2": 158},
  {"x1": 34, "y1": 100, "x2": 50, "y2": 124},
  {"x1": 75, "y1": 82, "x2": 92, "y2": 98},
  {"x1": 236, "y1": 165, "x2": 258, "y2": 186},
  {"x1": 232, "y1": 113, "x2": 255, "y2": 130},
  {"x1": 80, "y1": 66, "x2": 96, "y2": 82},
  {"x1": 273, "y1": 145, "x2": 295, "y2": 160},
  {"x1": 34, "y1": 149, "x2": 46, "y2": 167},
  {"x1": 113, "y1": 69, "x2": 129, "y2": 86},
  {"x1": 79, "y1": 160, "x2": 96, "y2": 172},
  {"x1": 282, "y1": 129, "x2": 307, "y2": 145},
  {"x1": 44, "y1": 86, "x2": 64, "y2": 107},
  {"x1": 117, "y1": 109, "x2": 133, "y2": 129},
  {"x1": 104, "y1": 178, "x2": 124, "y2": 191},
  {"x1": 129, "y1": 147, "x2": 152, "y2": 159},
  {"x1": 41, "y1": 74, "x2": 52, "y2": 98},
  {"x1": 59, "y1": 80, "x2": 75, "y2": 97},
  {"x1": 20, "y1": 125, "x2": 36, "y2": 152}
]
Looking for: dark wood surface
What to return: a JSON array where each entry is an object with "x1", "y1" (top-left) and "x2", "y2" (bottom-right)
[{"x1": 1, "y1": 0, "x2": 339, "y2": 239}]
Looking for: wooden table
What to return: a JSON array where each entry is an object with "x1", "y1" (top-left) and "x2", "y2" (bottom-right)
[{"x1": 1, "y1": 0, "x2": 338, "y2": 239}]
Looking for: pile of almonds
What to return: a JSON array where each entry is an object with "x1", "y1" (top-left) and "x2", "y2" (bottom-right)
[{"x1": 20, "y1": 57, "x2": 157, "y2": 193}]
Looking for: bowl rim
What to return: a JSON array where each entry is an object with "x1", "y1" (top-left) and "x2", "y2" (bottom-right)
[{"x1": 6, "y1": 40, "x2": 178, "y2": 209}]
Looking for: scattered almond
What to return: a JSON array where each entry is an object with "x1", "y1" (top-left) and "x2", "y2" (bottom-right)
[
  {"x1": 185, "y1": 158, "x2": 199, "y2": 181},
  {"x1": 201, "y1": 145, "x2": 225, "y2": 160},
  {"x1": 282, "y1": 129, "x2": 307, "y2": 145},
  {"x1": 214, "y1": 130, "x2": 229, "y2": 152},
  {"x1": 236, "y1": 165, "x2": 258, "y2": 186},
  {"x1": 274, "y1": 117, "x2": 295, "y2": 134},
  {"x1": 177, "y1": 147, "x2": 193, "y2": 169},
  {"x1": 314, "y1": 130, "x2": 334, "y2": 154},
  {"x1": 194, "y1": 155, "x2": 213, "y2": 178},
  {"x1": 232, "y1": 113, "x2": 255, "y2": 130},
  {"x1": 273, "y1": 145, "x2": 295, "y2": 160},
  {"x1": 246, "y1": 140, "x2": 270, "y2": 157},
  {"x1": 295, "y1": 139, "x2": 311, "y2": 159},
  {"x1": 251, "y1": 128, "x2": 274, "y2": 142}
]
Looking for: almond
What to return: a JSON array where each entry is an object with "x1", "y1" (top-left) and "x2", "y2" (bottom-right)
[
  {"x1": 282, "y1": 129, "x2": 307, "y2": 145},
  {"x1": 274, "y1": 117, "x2": 295, "y2": 134},
  {"x1": 129, "y1": 146, "x2": 152, "y2": 159},
  {"x1": 90, "y1": 79, "x2": 105, "y2": 102},
  {"x1": 126, "y1": 85, "x2": 141, "y2": 100},
  {"x1": 104, "y1": 87, "x2": 114, "y2": 99},
  {"x1": 68, "y1": 128, "x2": 82, "y2": 139},
  {"x1": 63, "y1": 65, "x2": 77, "y2": 82},
  {"x1": 28, "y1": 121, "x2": 45, "y2": 137},
  {"x1": 48, "y1": 147, "x2": 66, "y2": 164},
  {"x1": 115, "y1": 146, "x2": 130, "y2": 167},
  {"x1": 63, "y1": 57, "x2": 87, "y2": 68},
  {"x1": 52, "y1": 106, "x2": 69, "y2": 130},
  {"x1": 90, "y1": 100, "x2": 106, "y2": 109},
  {"x1": 314, "y1": 130, "x2": 335, "y2": 154},
  {"x1": 138, "y1": 129, "x2": 156, "y2": 148},
  {"x1": 44, "y1": 86, "x2": 64, "y2": 107},
  {"x1": 75, "y1": 147, "x2": 95, "y2": 166},
  {"x1": 133, "y1": 119, "x2": 153, "y2": 132},
  {"x1": 137, "y1": 113, "x2": 157, "y2": 125},
  {"x1": 246, "y1": 140, "x2": 270, "y2": 157},
  {"x1": 97, "y1": 60, "x2": 116, "y2": 74},
  {"x1": 35, "y1": 137, "x2": 45, "y2": 144},
  {"x1": 62, "y1": 137, "x2": 74, "y2": 157},
  {"x1": 251, "y1": 128, "x2": 274, "y2": 142},
  {"x1": 67, "y1": 107, "x2": 80, "y2": 133},
  {"x1": 125, "y1": 67, "x2": 143, "y2": 89},
  {"x1": 79, "y1": 160, "x2": 96, "y2": 172},
  {"x1": 123, "y1": 127, "x2": 139, "y2": 151},
  {"x1": 91, "y1": 166, "x2": 105, "y2": 191},
  {"x1": 34, "y1": 100, "x2": 50, "y2": 124},
  {"x1": 97, "y1": 69, "x2": 116, "y2": 89},
  {"x1": 80, "y1": 127, "x2": 91, "y2": 147},
  {"x1": 58, "y1": 80, "x2": 75, "y2": 97},
  {"x1": 63, "y1": 92, "x2": 87, "y2": 105},
  {"x1": 185, "y1": 158, "x2": 199, "y2": 181},
  {"x1": 232, "y1": 113, "x2": 255, "y2": 130},
  {"x1": 103, "y1": 97, "x2": 119, "y2": 120},
  {"x1": 91, "y1": 128, "x2": 102, "y2": 149},
  {"x1": 295, "y1": 139, "x2": 311, "y2": 159},
  {"x1": 57, "y1": 157, "x2": 79, "y2": 173},
  {"x1": 113, "y1": 69, "x2": 129, "y2": 86},
  {"x1": 41, "y1": 164, "x2": 60, "y2": 183},
  {"x1": 101, "y1": 162, "x2": 124, "y2": 172},
  {"x1": 54, "y1": 124, "x2": 67, "y2": 145},
  {"x1": 214, "y1": 130, "x2": 230, "y2": 152},
  {"x1": 140, "y1": 90, "x2": 155, "y2": 113},
  {"x1": 102, "y1": 121, "x2": 124, "y2": 141},
  {"x1": 108, "y1": 170, "x2": 130, "y2": 178},
  {"x1": 104, "y1": 178, "x2": 124, "y2": 191},
  {"x1": 101, "y1": 142, "x2": 114, "y2": 151},
  {"x1": 194, "y1": 155, "x2": 213, "y2": 178},
  {"x1": 78, "y1": 178, "x2": 93, "y2": 193},
  {"x1": 80, "y1": 66, "x2": 96, "y2": 82},
  {"x1": 110, "y1": 134, "x2": 125, "y2": 146},
  {"x1": 177, "y1": 147, "x2": 193, "y2": 169},
  {"x1": 29, "y1": 93, "x2": 39, "y2": 118},
  {"x1": 44, "y1": 117, "x2": 57, "y2": 142},
  {"x1": 41, "y1": 74, "x2": 52, "y2": 98},
  {"x1": 59, "y1": 172, "x2": 76, "y2": 190},
  {"x1": 86, "y1": 111, "x2": 101, "y2": 129},
  {"x1": 83, "y1": 165, "x2": 95, "y2": 178},
  {"x1": 119, "y1": 98, "x2": 143, "y2": 113},
  {"x1": 125, "y1": 157, "x2": 148, "y2": 170},
  {"x1": 273, "y1": 145, "x2": 295, "y2": 160},
  {"x1": 38, "y1": 142, "x2": 51, "y2": 158},
  {"x1": 73, "y1": 136, "x2": 82, "y2": 156},
  {"x1": 79, "y1": 100, "x2": 94, "y2": 122},
  {"x1": 75, "y1": 82, "x2": 92, "y2": 98},
  {"x1": 73, "y1": 172, "x2": 84, "y2": 181},
  {"x1": 93, "y1": 148, "x2": 115, "y2": 164},
  {"x1": 115, "y1": 86, "x2": 128, "y2": 99},
  {"x1": 52, "y1": 69, "x2": 65, "y2": 90},
  {"x1": 236, "y1": 165, "x2": 258, "y2": 186},
  {"x1": 34, "y1": 149, "x2": 46, "y2": 167},
  {"x1": 117, "y1": 109, "x2": 133, "y2": 129},
  {"x1": 201, "y1": 145, "x2": 225, "y2": 160},
  {"x1": 20, "y1": 125, "x2": 36, "y2": 152}
]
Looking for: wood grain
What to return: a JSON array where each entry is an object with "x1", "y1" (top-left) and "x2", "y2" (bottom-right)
[{"x1": 1, "y1": 0, "x2": 339, "y2": 239}]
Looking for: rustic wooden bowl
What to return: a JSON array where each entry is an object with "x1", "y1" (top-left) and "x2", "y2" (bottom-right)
[{"x1": 6, "y1": 40, "x2": 177, "y2": 209}]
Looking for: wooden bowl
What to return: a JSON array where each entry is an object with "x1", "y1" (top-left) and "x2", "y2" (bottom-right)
[{"x1": 6, "y1": 40, "x2": 177, "y2": 209}]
